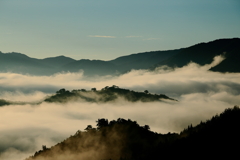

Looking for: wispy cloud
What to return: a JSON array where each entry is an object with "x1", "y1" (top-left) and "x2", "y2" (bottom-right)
[
  {"x1": 125, "y1": 36, "x2": 142, "y2": 38},
  {"x1": 88, "y1": 35, "x2": 116, "y2": 38},
  {"x1": 143, "y1": 38, "x2": 159, "y2": 41}
]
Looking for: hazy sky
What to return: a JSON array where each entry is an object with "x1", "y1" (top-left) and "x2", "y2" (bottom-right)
[{"x1": 1, "y1": 0, "x2": 240, "y2": 60}]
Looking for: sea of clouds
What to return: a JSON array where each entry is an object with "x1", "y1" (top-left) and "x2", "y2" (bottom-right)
[{"x1": 0, "y1": 55, "x2": 240, "y2": 160}]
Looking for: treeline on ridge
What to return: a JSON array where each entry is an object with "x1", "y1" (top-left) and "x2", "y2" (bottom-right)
[
  {"x1": 44, "y1": 85, "x2": 176, "y2": 103},
  {"x1": 0, "y1": 86, "x2": 175, "y2": 107},
  {"x1": 26, "y1": 106, "x2": 240, "y2": 160}
]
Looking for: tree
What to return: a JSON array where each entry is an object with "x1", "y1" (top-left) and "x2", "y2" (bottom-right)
[
  {"x1": 96, "y1": 118, "x2": 108, "y2": 129},
  {"x1": 84, "y1": 125, "x2": 93, "y2": 131},
  {"x1": 102, "y1": 86, "x2": 109, "y2": 90},
  {"x1": 56, "y1": 88, "x2": 66, "y2": 94},
  {"x1": 42, "y1": 145, "x2": 47, "y2": 150},
  {"x1": 71, "y1": 90, "x2": 78, "y2": 93},
  {"x1": 112, "y1": 85, "x2": 119, "y2": 88},
  {"x1": 91, "y1": 88, "x2": 97, "y2": 92},
  {"x1": 144, "y1": 90, "x2": 149, "y2": 94},
  {"x1": 143, "y1": 125, "x2": 150, "y2": 130}
]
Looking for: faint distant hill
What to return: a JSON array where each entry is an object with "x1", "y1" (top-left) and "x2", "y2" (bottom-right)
[
  {"x1": 0, "y1": 50, "x2": 180, "y2": 76},
  {"x1": 40, "y1": 55, "x2": 76, "y2": 68},
  {"x1": 0, "y1": 52, "x2": 51, "y2": 75},
  {"x1": 26, "y1": 106, "x2": 240, "y2": 160},
  {"x1": 0, "y1": 52, "x2": 76, "y2": 75},
  {"x1": 1, "y1": 38, "x2": 239, "y2": 76}
]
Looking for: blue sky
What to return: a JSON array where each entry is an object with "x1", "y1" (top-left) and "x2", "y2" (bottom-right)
[{"x1": 0, "y1": 0, "x2": 240, "y2": 60}]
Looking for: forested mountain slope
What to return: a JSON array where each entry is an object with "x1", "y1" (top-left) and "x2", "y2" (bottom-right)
[{"x1": 26, "y1": 106, "x2": 240, "y2": 160}]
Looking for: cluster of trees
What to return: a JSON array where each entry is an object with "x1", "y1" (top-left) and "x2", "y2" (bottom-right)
[
  {"x1": 44, "y1": 85, "x2": 175, "y2": 103},
  {"x1": 0, "y1": 99, "x2": 10, "y2": 106},
  {"x1": 84, "y1": 118, "x2": 150, "y2": 131},
  {"x1": 26, "y1": 106, "x2": 240, "y2": 160}
]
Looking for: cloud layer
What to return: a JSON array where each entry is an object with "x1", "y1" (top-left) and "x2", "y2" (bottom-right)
[
  {"x1": 0, "y1": 55, "x2": 239, "y2": 98},
  {"x1": 0, "y1": 55, "x2": 240, "y2": 160}
]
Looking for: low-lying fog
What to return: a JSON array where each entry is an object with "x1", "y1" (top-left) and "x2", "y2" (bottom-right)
[{"x1": 1, "y1": 55, "x2": 240, "y2": 160}]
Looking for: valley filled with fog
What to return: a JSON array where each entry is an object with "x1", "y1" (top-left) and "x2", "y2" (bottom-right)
[
  {"x1": 0, "y1": 55, "x2": 240, "y2": 160},
  {"x1": 1, "y1": 0, "x2": 239, "y2": 158}
]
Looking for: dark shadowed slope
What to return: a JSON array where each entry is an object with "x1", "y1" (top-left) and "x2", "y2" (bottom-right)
[
  {"x1": 210, "y1": 38, "x2": 240, "y2": 72},
  {"x1": 109, "y1": 49, "x2": 181, "y2": 72},
  {"x1": 153, "y1": 38, "x2": 240, "y2": 72},
  {"x1": 41, "y1": 56, "x2": 76, "y2": 68},
  {"x1": 1, "y1": 38, "x2": 240, "y2": 76},
  {"x1": 26, "y1": 106, "x2": 240, "y2": 160},
  {"x1": 170, "y1": 106, "x2": 240, "y2": 159}
]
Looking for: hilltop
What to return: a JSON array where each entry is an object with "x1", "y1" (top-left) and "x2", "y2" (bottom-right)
[
  {"x1": 44, "y1": 85, "x2": 176, "y2": 103},
  {"x1": 26, "y1": 106, "x2": 240, "y2": 160},
  {"x1": 0, "y1": 86, "x2": 176, "y2": 107}
]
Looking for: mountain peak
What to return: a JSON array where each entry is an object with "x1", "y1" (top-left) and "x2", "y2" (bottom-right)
[
  {"x1": 0, "y1": 38, "x2": 239, "y2": 76},
  {"x1": 6, "y1": 52, "x2": 30, "y2": 58}
]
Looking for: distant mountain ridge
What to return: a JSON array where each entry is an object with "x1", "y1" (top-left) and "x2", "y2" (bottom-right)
[
  {"x1": 41, "y1": 56, "x2": 76, "y2": 68},
  {"x1": 109, "y1": 49, "x2": 182, "y2": 73},
  {"x1": 1, "y1": 38, "x2": 239, "y2": 76}
]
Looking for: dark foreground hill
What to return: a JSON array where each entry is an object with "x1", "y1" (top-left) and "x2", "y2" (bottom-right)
[
  {"x1": 26, "y1": 106, "x2": 240, "y2": 160},
  {"x1": 1, "y1": 38, "x2": 240, "y2": 76}
]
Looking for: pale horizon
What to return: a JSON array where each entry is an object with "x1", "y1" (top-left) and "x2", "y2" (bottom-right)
[{"x1": 1, "y1": 0, "x2": 240, "y2": 60}]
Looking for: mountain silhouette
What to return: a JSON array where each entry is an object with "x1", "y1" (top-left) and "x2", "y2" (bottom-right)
[
  {"x1": 25, "y1": 106, "x2": 240, "y2": 160},
  {"x1": 44, "y1": 86, "x2": 176, "y2": 103},
  {"x1": 109, "y1": 49, "x2": 181, "y2": 73},
  {"x1": 0, "y1": 86, "x2": 176, "y2": 107},
  {"x1": 0, "y1": 52, "x2": 51, "y2": 75},
  {"x1": 41, "y1": 55, "x2": 76, "y2": 68},
  {"x1": 153, "y1": 38, "x2": 240, "y2": 72},
  {"x1": 1, "y1": 38, "x2": 239, "y2": 76},
  {"x1": 0, "y1": 52, "x2": 68, "y2": 75}
]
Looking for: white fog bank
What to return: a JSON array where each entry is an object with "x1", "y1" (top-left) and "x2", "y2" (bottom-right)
[{"x1": 0, "y1": 55, "x2": 240, "y2": 160}]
